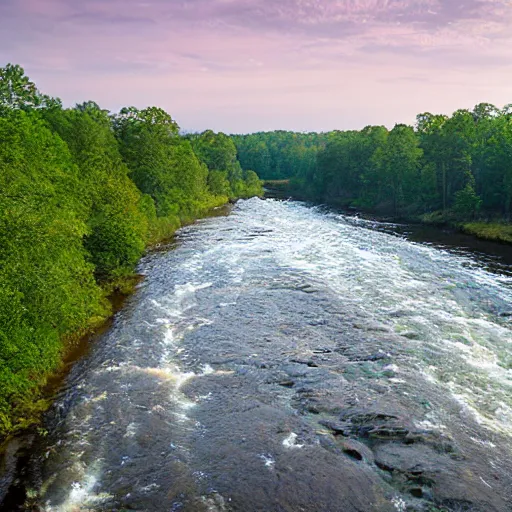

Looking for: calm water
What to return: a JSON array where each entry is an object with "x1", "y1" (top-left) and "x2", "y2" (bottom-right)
[{"x1": 6, "y1": 198, "x2": 512, "y2": 511}]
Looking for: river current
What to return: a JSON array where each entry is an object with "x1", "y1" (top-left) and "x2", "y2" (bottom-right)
[{"x1": 9, "y1": 198, "x2": 512, "y2": 511}]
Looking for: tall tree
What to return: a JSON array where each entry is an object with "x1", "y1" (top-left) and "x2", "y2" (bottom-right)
[
  {"x1": 44, "y1": 104, "x2": 148, "y2": 278},
  {"x1": 0, "y1": 64, "x2": 61, "y2": 115}
]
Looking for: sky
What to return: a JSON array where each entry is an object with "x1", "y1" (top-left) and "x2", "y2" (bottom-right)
[{"x1": 1, "y1": 0, "x2": 512, "y2": 133}]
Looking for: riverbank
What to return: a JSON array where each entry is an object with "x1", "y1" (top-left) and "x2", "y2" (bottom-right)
[
  {"x1": 268, "y1": 182, "x2": 512, "y2": 247},
  {"x1": 461, "y1": 222, "x2": 512, "y2": 244},
  {"x1": 419, "y1": 211, "x2": 512, "y2": 245},
  {"x1": 1, "y1": 199, "x2": 237, "y2": 438},
  {"x1": 0, "y1": 277, "x2": 139, "y2": 506},
  {"x1": 0, "y1": 77, "x2": 266, "y2": 456},
  {"x1": 0, "y1": 202, "x2": 237, "y2": 507}
]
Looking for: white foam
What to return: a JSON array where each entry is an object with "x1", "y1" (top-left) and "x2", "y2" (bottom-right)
[
  {"x1": 391, "y1": 496, "x2": 407, "y2": 512},
  {"x1": 201, "y1": 364, "x2": 215, "y2": 375},
  {"x1": 282, "y1": 433, "x2": 304, "y2": 449},
  {"x1": 259, "y1": 454, "x2": 275, "y2": 468},
  {"x1": 470, "y1": 437, "x2": 496, "y2": 448},
  {"x1": 47, "y1": 468, "x2": 113, "y2": 512}
]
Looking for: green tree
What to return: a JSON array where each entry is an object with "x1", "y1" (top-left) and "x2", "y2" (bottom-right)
[
  {"x1": 114, "y1": 107, "x2": 212, "y2": 223},
  {"x1": 207, "y1": 170, "x2": 231, "y2": 197},
  {"x1": 44, "y1": 104, "x2": 148, "y2": 279},
  {"x1": 189, "y1": 130, "x2": 263, "y2": 198},
  {"x1": 378, "y1": 124, "x2": 423, "y2": 215},
  {"x1": 0, "y1": 111, "x2": 106, "y2": 432},
  {"x1": 453, "y1": 175, "x2": 482, "y2": 220},
  {"x1": 0, "y1": 64, "x2": 61, "y2": 115}
]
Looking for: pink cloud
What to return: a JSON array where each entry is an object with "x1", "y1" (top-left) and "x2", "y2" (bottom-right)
[{"x1": 1, "y1": 0, "x2": 511, "y2": 132}]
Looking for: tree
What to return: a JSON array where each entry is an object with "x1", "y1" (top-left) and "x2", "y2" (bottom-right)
[
  {"x1": 233, "y1": 131, "x2": 326, "y2": 181},
  {"x1": 0, "y1": 65, "x2": 264, "y2": 436},
  {"x1": 0, "y1": 110, "x2": 106, "y2": 431},
  {"x1": 0, "y1": 63, "x2": 61, "y2": 115},
  {"x1": 242, "y1": 170, "x2": 264, "y2": 197},
  {"x1": 189, "y1": 130, "x2": 245, "y2": 195},
  {"x1": 114, "y1": 106, "x2": 211, "y2": 221},
  {"x1": 453, "y1": 174, "x2": 482, "y2": 220},
  {"x1": 379, "y1": 124, "x2": 423, "y2": 216},
  {"x1": 207, "y1": 170, "x2": 231, "y2": 197},
  {"x1": 44, "y1": 104, "x2": 148, "y2": 278}
]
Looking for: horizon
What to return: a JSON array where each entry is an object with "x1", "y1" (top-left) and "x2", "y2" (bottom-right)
[{"x1": 2, "y1": 0, "x2": 511, "y2": 134}]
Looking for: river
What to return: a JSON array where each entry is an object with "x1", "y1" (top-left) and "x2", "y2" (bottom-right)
[{"x1": 3, "y1": 198, "x2": 512, "y2": 511}]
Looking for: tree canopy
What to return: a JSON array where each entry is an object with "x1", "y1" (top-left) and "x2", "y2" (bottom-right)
[
  {"x1": 234, "y1": 104, "x2": 512, "y2": 221},
  {"x1": 0, "y1": 64, "x2": 263, "y2": 436}
]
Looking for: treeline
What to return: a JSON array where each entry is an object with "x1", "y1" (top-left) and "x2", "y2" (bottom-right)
[
  {"x1": 233, "y1": 131, "x2": 325, "y2": 180},
  {"x1": 0, "y1": 64, "x2": 262, "y2": 436},
  {"x1": 233, "y1": 104, "x2": 512, "y2": 222}
]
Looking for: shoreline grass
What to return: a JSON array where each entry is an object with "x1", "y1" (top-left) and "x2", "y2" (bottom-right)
[{"x1": 462, "y1": 222, "x2": 512, "y2": 244}]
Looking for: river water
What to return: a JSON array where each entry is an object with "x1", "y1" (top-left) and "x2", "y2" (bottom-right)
[{"x1": 6, "y1": 198, "x2": 512, "y2": 511}]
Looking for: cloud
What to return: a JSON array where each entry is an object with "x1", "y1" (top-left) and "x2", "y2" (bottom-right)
[
  {"x1": 5, "y1": 1, "x2": 512, "y2": 55},
  {"x1": 60, "y1": 12, "x2": 156, "y2": 26},
  {"x1": 0, "y1": 0, "x2": 511, "y2": 132}
]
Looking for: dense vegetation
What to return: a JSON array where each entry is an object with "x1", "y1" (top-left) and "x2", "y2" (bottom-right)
[
  {"x1": 0, "y1": 64, "x2": 263, "y2": 436},
  {"x1": 233, "y1": 132, "x2": 325, "y2": 181},
  {"x1": 1, "y1": 62, "x2": 510, "y2": 437},
  {"x1": 233, "y1": 105, "x2": 512, "y2": 223}
]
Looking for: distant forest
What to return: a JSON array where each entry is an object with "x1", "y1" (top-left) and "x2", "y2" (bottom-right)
[
  {"x1": 234, "y1": 104, "x2": 512, "y2": 222},
  {"x1": 0, "y1": 64, "x2": 262, "y2": 435},
  {"x1": 2, "y1": 61, "x2": 511, "y2": 436}
]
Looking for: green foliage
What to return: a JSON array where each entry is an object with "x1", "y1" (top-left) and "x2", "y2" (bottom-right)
[
  {"x1": 462, "y1": 223, "x2": 512, "y2": 244},
  {"x1": 242, "y1": 170, "x2": 264, "y2": 198},
  {"x1": 241, "y1": 103, "x2": 512, "y2": 225},
  {"x1": 43, "y1": 104, "x2": 148, "y2": 278},
  {"x1": 233, "y1": 131, "x2": 324, "y2": 181},
  {"x1": 453, "y1": 178, "x2": 482, "y2": 220},
  {"x1": 380, "y1": 124, "x2": 423, "y2": 215},
  {"x1": 190, "y1": 131, "x2": 241, "y2": 180},
  {"x1": 113, "y1": 108, "x2": 218, "y2": 221},
  {"x1": 0, "y1": 65, "x2": 264, "y2": 437},
  {"x1": 189, "y1": 130, "x2": 263, "y2": 199},
  {"x1": 0, "y1": 63, "x2": 61, "y2": 116},
  {"x1": 0, "y1": 110, "x2": 106, "y2": 433},
  {"x1": 0, "y1": 63, "x2": 42, "y2": 114},
  {"x1": 208, "y1": 170, "x2": 231, "y2": 198}
]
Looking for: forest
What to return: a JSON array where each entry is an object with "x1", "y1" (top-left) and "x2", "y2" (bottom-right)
[
  {"x1": 234, "y1": 105, "x2": 512, "y2": 240},
  {"x1": 0, "y1": 64, "x2": 263, "y2": 437},
  {"x1": 2, "y1": 62, "x2": 512, "y2": 439}
]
